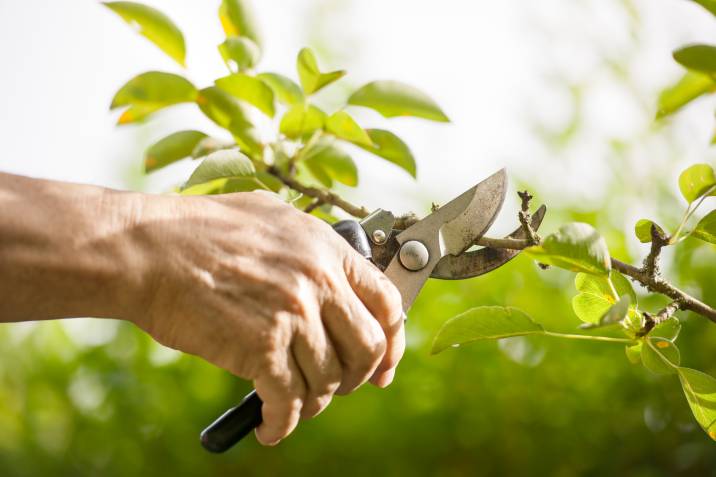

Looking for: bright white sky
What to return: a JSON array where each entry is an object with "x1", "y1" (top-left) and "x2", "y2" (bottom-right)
[{"x1": 0, "y1": 0, "x2": 714, "y2": 229}]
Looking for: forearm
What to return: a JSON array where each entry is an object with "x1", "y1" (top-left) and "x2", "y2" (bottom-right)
[{"x1": 0, "y1": 173, "x2": 151, "y2": 323}]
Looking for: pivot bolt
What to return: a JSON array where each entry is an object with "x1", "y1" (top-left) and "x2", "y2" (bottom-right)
[
  {"x1": 399, "y1": 240, "x2": 429, "y2": 271},
  {"x1": 372, "y1": 229, "x2": 387, "y2": 244}
]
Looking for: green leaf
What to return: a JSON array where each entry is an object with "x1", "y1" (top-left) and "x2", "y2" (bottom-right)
[
  {"x1": 255, "y1": 172, "x2": 284, "y2": 192},
  {"x1": 650, "y1": 317, "x2": 681, "y2": 342},
  {"x1": 110, "y1": 71, "x2": 197, "y2": 124},
  {"x1": 678, "y1": 163, "x2": 716, "y2": 203},
  {"x1": 184, "y1": 148, "x2": 255, "y2": 188},
  {"x1": 572, "y1": 272, "x2": 636, "y2": 325},
  {"x1": 180, "y1": 178, "x2": 228, "y2": 196},
  {"x1": 656, "y1": 71, "x2": 716, "y2": 119},
  {"x1": 625, "y1": 342, "x2": 642, "y2": 364},
  {"x1": 196, "y1": 86, "x2": 251, "y2": 129},
  {"x1": 227, "y1": 120, "x2": 262, "y2": 156},
  {"x1": 181, "y1": 171, "x2": 280, "y2": 196},
  {"x1": 196, "y1": 87, "x2": 261, "y2": 154},
  {"x1": 525, "y1": 223, "x2": 612, "y2": 275},
  {"x1": 678, "y1": 367, "x2": 716, "y2": 441},
  {"x1": 357, "y1": 129, "x2": 416, "y2": 178},
  {"x1": 299, "y1": 161, "x2": 332, "y2": 188},
  {"x1": 674, "y1": 44, "x2": 716, "y2": 73},
  {"x1": 431, "y1": 306, "x2": 544, "y2": 355},
  {"x1": 348, "y1": 80, "x2": 449, "y2": 122},
  {"x1": 634, "y1": 219, "x2": 665, "y2": 243},
  {"x1": 325, "y1": 111, "x2": 373, "y2": 148},
  {"x1": 257, "y1": 73, "x2": 305, "y2": 105},
  {"x1": 642, "y1": 338, "x2": 680, "y2": 375},
  {"x1": 692, "y1": 210, "x2": 716, "y2": 244},
  {"x1": 302, "y1": 139, "x2": 358, "y2": 187},
  {"x1": 296, "y1": 48, "x2": 346, "y2": 95},
  {"x1": 279, "y1": 104, "x2": 327, "y2": 139},
  {"x1": 103, "y1": 1, "x2": 186, "y2": 66},
  {"x1": 215, "y1": 73, "x2": 275, "y2": 117},
  {"x1": 144, "y1": 130, "x2": 207, "y2": 172},
  {"x1": 113, "y1": 105, "x2": 157, "y2": 124},
  {"x1": 600, "y1": 295, "x2": 631, "y2": 326},
  {"x1": 219, "y1": 0, "x2": 261, "y2": 47},
  {"x1": 218, "y1": 36, "x2": 261, "y2": 72},
  {"x1": 191, "y1": 137, "x2": 235, "y2": 159},
  {"x1": 690, "y1": 0, "x2": 716, "y2": 16}
]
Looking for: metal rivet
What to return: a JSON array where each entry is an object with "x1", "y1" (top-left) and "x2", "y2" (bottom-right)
[
  {"x1": 399, "y1": 240, "x2": 429, "y2": 271},
  {"x1": 372, "y1": 229, "x2": 387, "y2": 244}
]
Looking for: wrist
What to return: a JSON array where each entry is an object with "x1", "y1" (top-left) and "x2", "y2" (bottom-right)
[{"x1": 100, "y1": 189, "x2": 171, "y2": 326}]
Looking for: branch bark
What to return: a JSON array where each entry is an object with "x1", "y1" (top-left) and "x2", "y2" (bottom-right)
[
  {"x1": 268, "y1": 166, "x2": 370, "y2": 218},
  {"x1": 272, "y1": 173, "x2": 716, "y2": 326},
  {"x1": 611, "y1": 259, "x2": 716, "y2": 324},
  {"x1": 518, "y1": 190, "x2": 540, "y2": 245},
  {"x1": 467, "y1": 238, "x2": 716, "y2": 324}
]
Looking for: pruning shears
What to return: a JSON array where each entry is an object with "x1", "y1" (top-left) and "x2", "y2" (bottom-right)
[{"x1": 200, "y1": 169, "x2": 546, "y2": 453}]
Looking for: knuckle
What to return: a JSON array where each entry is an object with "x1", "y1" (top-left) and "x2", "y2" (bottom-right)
[
  {"x1": 376, "y1": 278, "x2": 403, "y2": 321},
  {"x1": 385, "y1": 285, "x2": 404, "y2": 320},
  {"x1": 368, "y1": 333, "x2": 387, "y2": 361},
  {"x1": 348, "y1": 331, "x2": 386, "y2": 375},
  {"x1": 301, "y1": 393, "x2": 333, "y2": 419},
  {"x1": 314, "y1": 370, "x2": 341, "y2": 397},
  {"x1": 379, "y1": 347, "x2": 404, "y2": 373},
  {"x1": 365, "y1": 321, "x2": 388, "y2": 356},
  {"x1": 254, "y1": 322, "x2": 290, "y2": 374},
  {"x1": 285, "y1": 396, "x2": 304, "y2": 416}
]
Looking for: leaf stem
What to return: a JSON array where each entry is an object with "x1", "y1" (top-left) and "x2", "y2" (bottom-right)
[
  {"x1": 671, "y1": 206, "x2": 692, "y2": 244},
  {"x1": 607, "y1": 277, "x2": 620, "y2": 302},
  {"x1": 671, "y1": 184, "x2": 716, "y2": 243},
  {"x1": 543, "y1": 331, "x2": 634, "y2": 344}
]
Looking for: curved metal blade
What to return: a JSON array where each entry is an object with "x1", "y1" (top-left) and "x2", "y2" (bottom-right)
[
  {"x1": 383, "y1": 169, "x2": 508, "y2": 310},
  {"x1": 431, "y1": 204, "x2": 547, "y2": 280}
]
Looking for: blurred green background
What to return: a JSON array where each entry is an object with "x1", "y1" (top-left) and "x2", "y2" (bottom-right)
[{"x1": 2, "y1": 0, "x2": 716, "y2": 475}]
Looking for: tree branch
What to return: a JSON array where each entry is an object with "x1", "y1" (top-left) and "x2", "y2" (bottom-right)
[
  {"x1": 471, "y1": 233, "x2": 716, "y2": 324},
  {"x1": 272, "y1": 173, "x2": 716, "y2": 326},
  {"x1": 476, "y1": 236, "x2": 531, "y2": 249},
  {"x1": 637, "y1": 300, "x2": 682, "y2": 337},
  {"x1": 642, "y1": 224, "x2": 668, "y2": 278},
  {"x1": 611, "y1": 259, "x2": 716, "y2": 324},
  {"x1": 268, "y1": 166, "x2": 370, "y2": 218}
]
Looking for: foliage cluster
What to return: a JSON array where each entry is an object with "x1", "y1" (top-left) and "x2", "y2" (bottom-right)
[{"x1": 103, "y1": 0, "x2": 716, "y2": 446}]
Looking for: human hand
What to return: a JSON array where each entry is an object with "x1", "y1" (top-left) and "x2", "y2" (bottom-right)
[{"x1": 131, "y1": 191, "x2": 405, "y2": 445}]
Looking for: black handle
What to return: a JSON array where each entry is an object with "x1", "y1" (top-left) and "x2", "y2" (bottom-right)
[{"x1": 200, "y1": 220, "x2": 371, "y2": 453}]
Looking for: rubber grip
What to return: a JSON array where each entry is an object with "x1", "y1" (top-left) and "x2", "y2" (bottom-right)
[{"x1": 199, "y1": 220, "x2": 370, "y2": 453}]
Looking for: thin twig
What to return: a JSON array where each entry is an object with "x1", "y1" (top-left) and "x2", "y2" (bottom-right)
[
  {"x1": 518, "y1": 190, "x2": 540, "y2": 245},
  {"x1": 637, "y1": 300, "x2": 682, "y2": 337},
  {"x1": 268, "y1": 166, "x2": 370, "y2": 218},
  {"x1": 303, "y1": 198, "x2": 324, "y2": 214},
  {"x1": 476, "y1": 236, "x2": 531, "y2": 249},
  {"x1": 469, "y1": 238, "x2": 716, "y2": 324},
  {"x1": 611, "y1": 259, "x2": 716, "y2": 324},
  {"x1": 642, "y1": 224, "x2": 668, "y2": 278},
  {"x1": 271, "y1": 172, "x2": 716, "y2": 326}
]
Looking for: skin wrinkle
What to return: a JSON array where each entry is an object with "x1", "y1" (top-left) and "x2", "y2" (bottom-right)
[{"x1": 0, "y1": 173, "x2": 404, "y2": 446}]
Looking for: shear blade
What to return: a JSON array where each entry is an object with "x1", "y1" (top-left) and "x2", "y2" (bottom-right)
[
  {"x1": 383, "y1": 169, "x2": 508, "y2": 310},
  {"x1": 431, "y1": 204, "x2": 547, "y2": 280}
]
